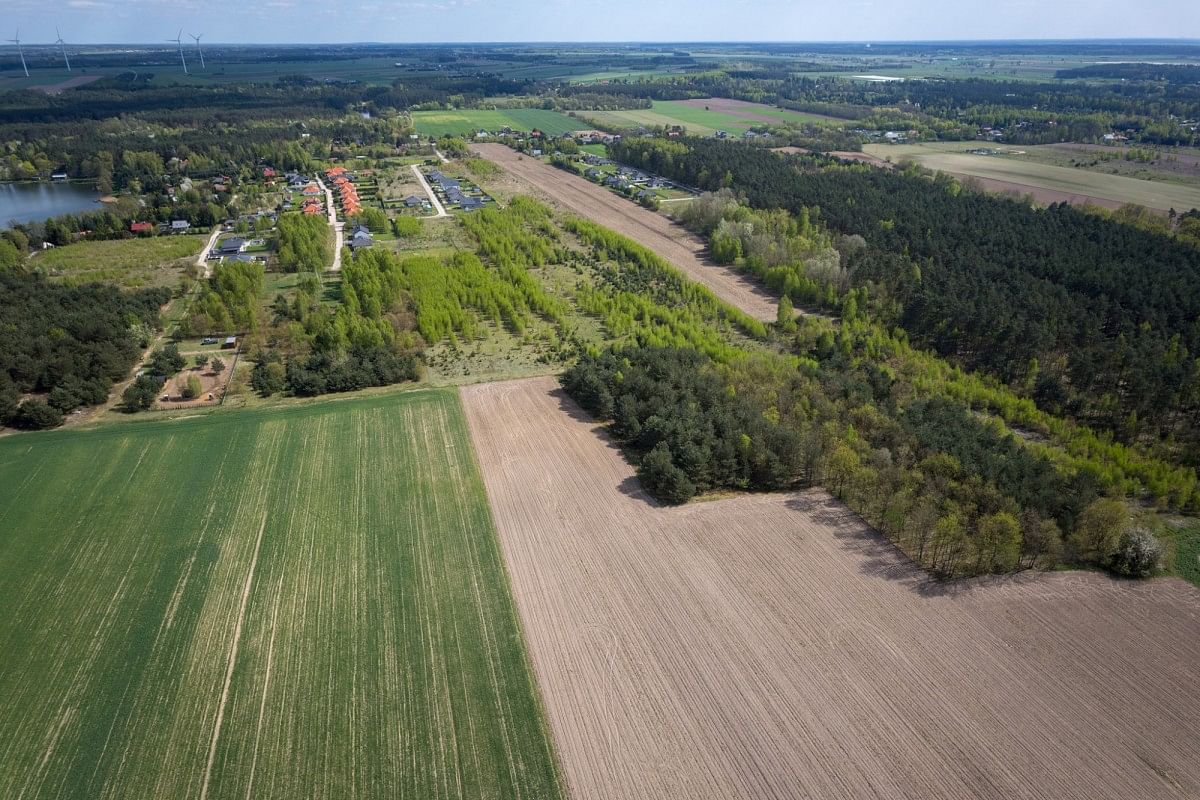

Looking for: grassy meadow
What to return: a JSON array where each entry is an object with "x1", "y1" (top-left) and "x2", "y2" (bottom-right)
[
  {"x1": 0, "y1": 389, "x2": 562, "y2": 800},
  {"x1": 410, "y1": 108, "x2": 580, "y2": 137},
  {"x1": 33, "y1": 234, "x2": 206, "y2": 288}
]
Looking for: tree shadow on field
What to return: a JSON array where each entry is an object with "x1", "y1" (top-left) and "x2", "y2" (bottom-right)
[
  {"x1": 549, "y1": 385, "x2": 660, "y2": 509},
  {"x1": 786, "y1": 492, "x2": 962, "y2": 598}
]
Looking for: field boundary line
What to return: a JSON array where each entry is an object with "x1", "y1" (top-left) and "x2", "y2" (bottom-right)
[{"x1": 199, "y1": 510, "x2": 268, "y2": 800}]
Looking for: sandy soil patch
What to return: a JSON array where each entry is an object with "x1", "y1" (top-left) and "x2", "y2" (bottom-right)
[
  {"x1": 156, "y1": 359, "x2": 237, "y2": 410},
  {"x1": 472, "y1": 143, "x2": 779, "y2": 322},
  {"x1": 462, "y1": 375, "x2": 1200, "y2": 800}
]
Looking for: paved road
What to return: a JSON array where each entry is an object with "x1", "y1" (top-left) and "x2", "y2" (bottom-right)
[
  {"x1": 314, "y1": 175, "x2": 345, "y2": 272},
  {"x1": 410, "y1": 165, "x2": 449, "y2": 218}
]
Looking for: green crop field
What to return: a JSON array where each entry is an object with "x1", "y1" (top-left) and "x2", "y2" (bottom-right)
[
  {"x1": 864, "y1": 142, "x2": 1200, "y2": 212},
  {"x1": 578, "y1": 103, "x2": 750, "y2": 136},
  {"x1": 411, "y1": 108, "x2": 580, "y2": 137},
  {"x1": 0, "y1": 389, "x2": 562, "y2": 800},
  {"x1": 32, "y1": 234, "x2": 206, "y2": 287}
]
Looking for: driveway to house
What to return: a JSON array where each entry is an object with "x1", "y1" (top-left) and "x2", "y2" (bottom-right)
[
  {"x1": 410, "y1": 165, "x2": 449, "y2": 218},
  {"x1": 197, "y1": 226, "x2": 222, "y2": 278},
  {"x1": 315, "y1": 175, "x2": 345, "y2": 272}
]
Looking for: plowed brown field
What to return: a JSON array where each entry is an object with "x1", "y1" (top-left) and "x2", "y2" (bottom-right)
[
  {"x1": 462, "y1": 376, "x2": 1200, "y2": 800},
  {"x1": 471, "y1": 142, "x2": 779, "y2": 321}
]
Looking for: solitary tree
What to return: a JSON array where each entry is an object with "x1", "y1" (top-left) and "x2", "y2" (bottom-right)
[
  {"x1": 209, "y1": 357, "x2": 226, "y2": 375},
  {"x1": 777, "y1": 295, "x2": 797, "y2": 334},
  {"x1": 1070, "y1": 498, "x2": 1129, "y2": 564}
]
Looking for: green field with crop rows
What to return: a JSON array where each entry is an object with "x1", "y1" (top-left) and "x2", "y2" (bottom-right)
[{"x1": 0, "y1": 389, "x2": 562, "y2": 800}]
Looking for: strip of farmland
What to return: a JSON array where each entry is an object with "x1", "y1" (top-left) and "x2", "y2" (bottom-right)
[
  {"x1": 0, "y1": 390, "x2": 562, "y2": 800},
  {"x1": 461, "y1": 376, "x2": 1200, "y2": 800},
  {"x1": 471, "y1": 142, "x2": 780, "y2": 322}
]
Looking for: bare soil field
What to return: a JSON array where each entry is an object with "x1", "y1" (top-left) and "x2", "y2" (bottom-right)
[
  {"x1": 462, "y1": 375, "x2": 1200, "y2": 800},
  {"x1": 948, "y1": 173, "x2": 1129, "y2": 210},
  {"x1": 34, "y1": 75, "x2": 103, "y2": 94},
  {"x1": 471, "y1": 143, "x2": 779, "y2": 322}
]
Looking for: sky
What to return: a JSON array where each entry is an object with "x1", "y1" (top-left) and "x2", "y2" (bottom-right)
[{"x1": 2, "y1": 0, "x2": 1200, "y2": 45}]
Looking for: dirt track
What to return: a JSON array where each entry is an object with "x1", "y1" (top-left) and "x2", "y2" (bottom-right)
[
  {"x1": 471, "y1": 143, "x2": 779, "y2": 322},
  {"x1": 462, "y1": 376, "x2": 1200, "y2": 800}
]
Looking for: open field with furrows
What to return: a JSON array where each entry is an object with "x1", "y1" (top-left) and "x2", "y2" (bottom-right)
[
  {"x1": 472, "y1": 143, "x2": 779, "y2": 321},
  {"x1": 0, "y1": 390, "x2": 562, "y2": 800},
  {"x1": 462, "y1": 375, "x2": 1200, "y2": 800},
  {"x1": 865, "y1": 142, "x2": 1200, "y2": 211},
  {"x1": 31, "y1": 234, "x2": 207, "y2": 288},
  {"x1": 576, "y1": 99, "x2": 841, "y2": 137},
  {"x1": 411, "y1": 108, "x2": 580, "y2": 138}
]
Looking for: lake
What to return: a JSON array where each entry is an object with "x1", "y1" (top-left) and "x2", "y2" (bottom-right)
[{"x1": 0, "y1": 182, "x2": 103, "y2": 227}]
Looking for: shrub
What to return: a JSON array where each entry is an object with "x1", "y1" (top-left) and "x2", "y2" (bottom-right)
[
  {"x1": 182, "y1": 374, "x2": 203, "y2": 399},
  {"x1": 394, "y1": 216, "x2": 421, "y2": 237},
  {"x1": 11, "y1": 400, "x2": 64, "y2": 430},
  {"x1": 1109, "y1": 527, "x2": 1162, "y2": 577},
  {"x1": 122, "y1": 375, "x2": 162, "y2": 411}
]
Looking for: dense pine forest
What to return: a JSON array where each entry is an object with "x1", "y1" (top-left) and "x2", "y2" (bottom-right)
[
  {"x1": 0, "y1": 273, "x2": 169, "y2": 428},
  {"x1": 611, "y1": 137, "x2": 1200, "y2": 464}
]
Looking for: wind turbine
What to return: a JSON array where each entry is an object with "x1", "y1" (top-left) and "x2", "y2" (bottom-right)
[
  {"x1": 55, "y1": 28, "x2": 71, "y2": 72},
  {"x1": 7, "y1": 30, "x2": 29, "y2": 78},
  {"x1": 190, "y1": 33, "x2": 205, "y2": 70},
  {"x1": 167, "y1": 29, "x2": 188, "y2": 74}
]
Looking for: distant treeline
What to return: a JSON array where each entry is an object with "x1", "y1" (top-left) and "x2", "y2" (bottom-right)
[{"x1": 1057, "y1": 63, "x2": 1200, "y2": 83}]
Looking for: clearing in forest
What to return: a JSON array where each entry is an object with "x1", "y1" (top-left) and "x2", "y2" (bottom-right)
[
  {"x1": 0, "y1": 389, "x2": 562, "y2": 800},
  {"x1": 471, "y1": 142, "x2": 780, "y2": 322},
  {"x1": 462, "y1": 375, "x2": 1200, "y2": 800}
]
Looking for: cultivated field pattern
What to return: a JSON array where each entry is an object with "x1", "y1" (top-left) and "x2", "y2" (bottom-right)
[
  {"x1": 462, "y1": 376, "x2": 1200, "y2": 800},
  {"x1": 864, "y1": 143, "x2": 1200, "y2": 211},
  {"x1": 0, "y1": 391, "x2": 562, "y2": 800},
  {"x1": 473, "y1": 142, "x2": 780, "y2": 321}
]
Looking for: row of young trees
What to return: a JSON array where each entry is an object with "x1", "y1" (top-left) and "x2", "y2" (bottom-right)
[{"x1": 276, "y1": 214, "x2": 332, "y2": 273}]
